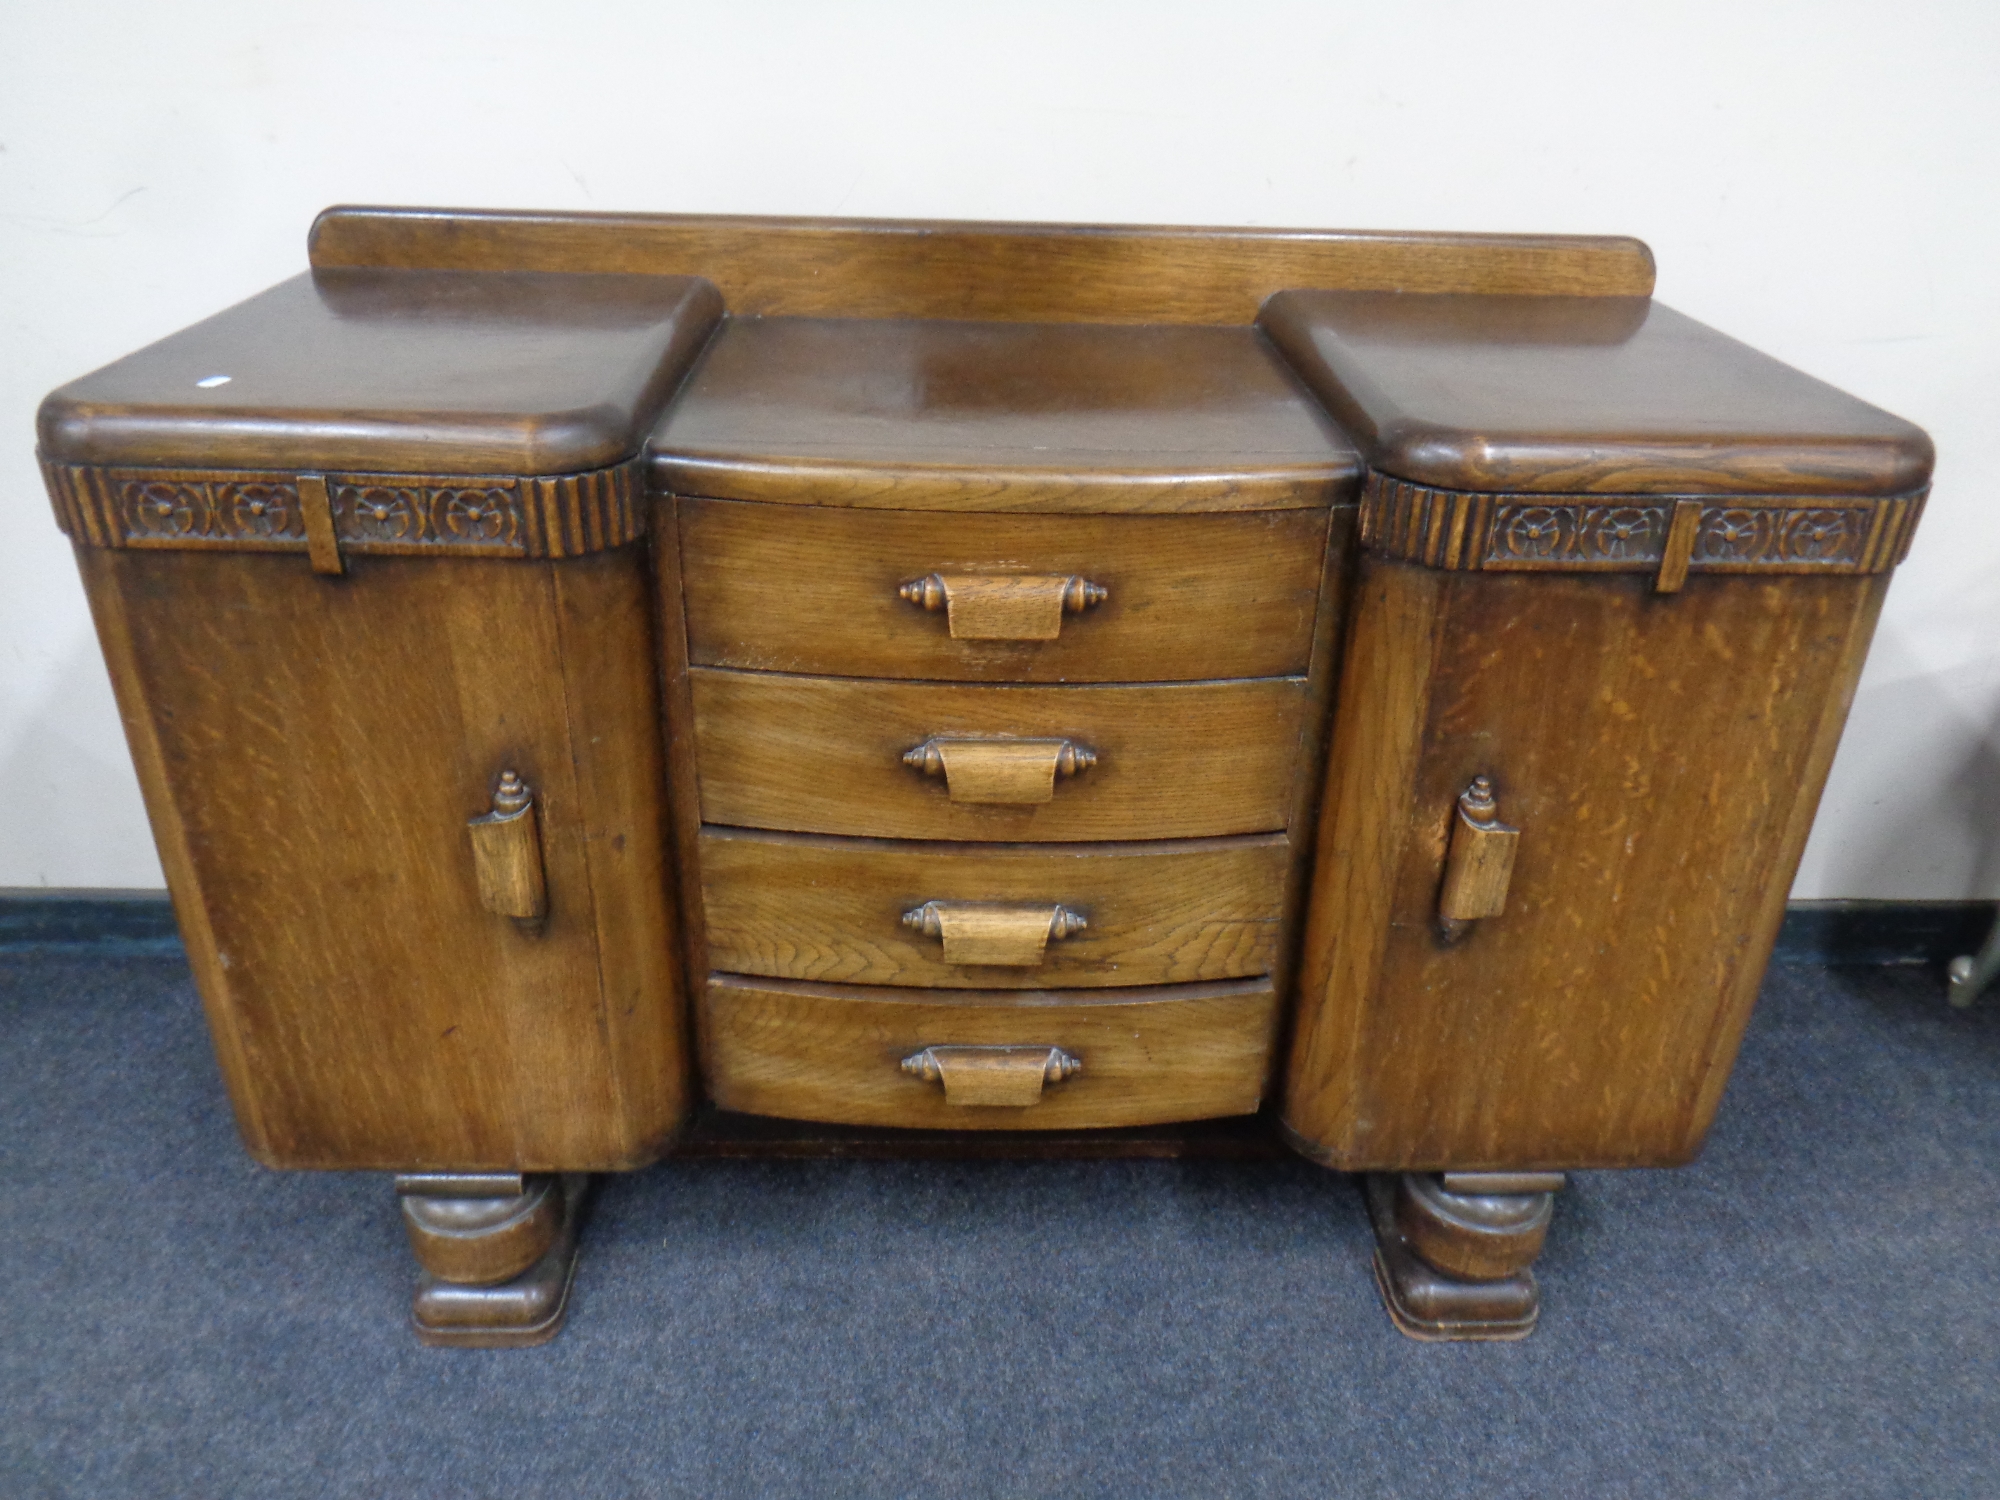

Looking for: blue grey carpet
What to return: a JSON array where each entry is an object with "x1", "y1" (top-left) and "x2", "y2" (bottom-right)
[{"x1": 2, "y1": 952, "x2": 1995, "y2": 1498}]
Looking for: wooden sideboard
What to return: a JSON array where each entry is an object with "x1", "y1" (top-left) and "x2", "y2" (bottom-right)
[{"x1": 38, "y1": 208, "x2": 1931, "y2": 1346}]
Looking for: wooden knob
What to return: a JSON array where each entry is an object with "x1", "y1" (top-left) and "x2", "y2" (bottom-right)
[
  {"x1": 900, "y1": 900, "x2": 1088, "y2": 966},
  {"x1": 899, "y1": 1044, "x2": 1083, "y2": 1106},
  {"x1": 897, "y1": 573, "x2": 1107, "y2": 641},
  {"x1": 491, "y1": 769, "x2": 532, "y2": 815},
  {"x1": 901, "y1": 737, "x2": 1096, "y2": 804},
  {"x1": 1062, "y1": 576, "x2": 1109, "y2": 612},
  {"x1": 899, "y1": 573, "x2": 950, "y2": 612}
]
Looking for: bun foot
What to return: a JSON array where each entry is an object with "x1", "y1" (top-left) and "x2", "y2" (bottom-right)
[
  {"x1": 394, "y1": 1172, "x2": 591, "y2": 1348},
  {"x1": 1364, "y1": 1171, "x2": 1564, "y2": 1342}
]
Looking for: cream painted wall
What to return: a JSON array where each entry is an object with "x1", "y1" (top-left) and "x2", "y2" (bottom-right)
[{"x1": 2, "y1": 0, "x2": 1995, "y2": 895}]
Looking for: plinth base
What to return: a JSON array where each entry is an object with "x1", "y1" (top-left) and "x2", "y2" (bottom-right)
[
  {"x1": 412, "y1": 1174, "x2": 588, "y2": 1348},
  {"x1": 1365, "y1": 1174, "x2": 1540, "y2": 1342}
]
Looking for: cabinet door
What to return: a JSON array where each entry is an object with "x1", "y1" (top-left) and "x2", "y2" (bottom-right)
[
  {"x1": 82, "y1": 545, "x2": 688, "y2": 1170},
  {"x1": 1282, "y1": 559, "x2": 1886, "y2": 1169}
]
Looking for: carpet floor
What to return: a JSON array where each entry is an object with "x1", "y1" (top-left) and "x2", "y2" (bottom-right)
[{"x1": 1, "y1": 951, "x2": 1995, "y2": 1498}]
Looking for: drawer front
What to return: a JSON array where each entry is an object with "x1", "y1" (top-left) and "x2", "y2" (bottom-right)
[
  {"x1": 691, "y1": 670, "x2": 1308, "y2": 841},
  {"x1": 704, "y1": 975, "x2": 1279, "y2": 1129},
  {"x1": 701, "y1": 828, "x2": 1288, "y2": 988},
  {"x1": 679, "y1": 498, "x2": 1330, "y2": 683}
]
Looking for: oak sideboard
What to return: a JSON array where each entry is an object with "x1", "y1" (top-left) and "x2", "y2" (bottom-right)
[{"x1": 38, "y1": 208, "x2": 1932, "y2": 1345}]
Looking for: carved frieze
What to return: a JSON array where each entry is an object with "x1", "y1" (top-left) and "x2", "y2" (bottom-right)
[
  {"x1": 1360, "y1": 472, "x2": 1925, "y2": 578},
  {"x1": 41, "y1": 457, "x2": 644, "y2": 562}
]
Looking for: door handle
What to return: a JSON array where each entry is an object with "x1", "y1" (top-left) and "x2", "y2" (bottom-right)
[
  {"x1": 1438, "y1": 775, "x2": 1519, "y2": 943},
  {"x1": 467, "y1": 770, "x2": 547, "y2": 933}
]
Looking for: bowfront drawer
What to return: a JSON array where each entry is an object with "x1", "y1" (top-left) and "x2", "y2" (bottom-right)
[
  {"x1": 704, "y1": 975, "x2": 1279, "y2": 1129},
  {"x1": 701, "y1": 828, "x2": 1288, "y2": 988},
  {"x1": 691, "y1": 669, "x2": 1308, "y2": 841},
  {"x1": 678, "y1": 498, "x2": 1330, "y2": 683}
]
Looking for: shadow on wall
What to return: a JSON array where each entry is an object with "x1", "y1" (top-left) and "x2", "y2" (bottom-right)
[
  {"x1": 0, "y1": 625, "x2": 163, "y2": 890},
  {"x1": 1793, "y1": 620, "x2": 2000, "y2": 903}
]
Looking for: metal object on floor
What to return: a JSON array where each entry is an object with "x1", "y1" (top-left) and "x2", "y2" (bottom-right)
[{"x1": 1947, "y1": 914, "x2": 2000, "y2": 1009}]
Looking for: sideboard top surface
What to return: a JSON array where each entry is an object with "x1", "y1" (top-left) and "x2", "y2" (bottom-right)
[
  {"x1": 1259, "y1": 290, "x2": 1935, "y2": 497},
  {"x1": 37, "y1": 268, "x2": 723, "y2": 474},
  {"x1": 36, "y1": 209, "x2": 1932, "y2": 521},
  {"x1": 648, "y1": 315, "x2": 1362, "y2": 512}
]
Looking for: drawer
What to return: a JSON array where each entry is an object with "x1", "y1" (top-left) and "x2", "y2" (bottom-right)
[
  {"x1": 691, "y1": 669, "x2": 1308, "y2": 841},
  {"x1": 701, "y1": 828, "x2": 1288, "y2": 988},
  {"x1": 703, "y1": 975, "x2": 1279, "y2": 1129},
  {"x1": 678, "y1": 498, "x2": 1330, "y2": 683}
]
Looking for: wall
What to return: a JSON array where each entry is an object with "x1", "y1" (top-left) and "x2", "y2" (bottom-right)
[{"x1": 2, "y1": 0, "x2": 1995, "y2": 895}]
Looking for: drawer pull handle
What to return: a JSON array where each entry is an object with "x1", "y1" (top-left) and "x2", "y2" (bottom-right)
[
  {"x1": 1438, "y1": 775, "x2": 1520, "y2": 943},
  {"x1": 902, "y1": 737, "x2": 1096, "y2": 804},
  {"x1": 467, "y1": 770, "x2": 548, "y2": 932},
  {"x1": 901, "y1": 900, "x2": 1088, "y2": 966},
  {"x1": 899, "y1": 572, "x2": 1107, "y2": 641},
  {"x1": 900, "y1": 1045, "x2": 1083, "y2": 1107}
]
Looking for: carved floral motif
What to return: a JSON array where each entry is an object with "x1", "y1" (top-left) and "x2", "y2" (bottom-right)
[
  {"x1": 1361, "y1": 472, "x2": 1923, "y2": 579},
  {"x1": 124, "y1": 481, "x2": 210, "y2": 539},
  {"x1": 1494, "y1": 506, "x2": 1572, "y2": 561},
  {"x1": 435, "y1": 488, "x2": 517, "y2": 545},
  {"x1": 1779, "y1": 509, "x2": 1857, "y2": 561},
  {"x1": 112, "y1": 476, "x2": 308, "y2": 546},
  {"x1": 1490, "y1": 503, "x2": 1671, "y2": 565},
  {"x1": 336, "y1": 485, "x2": 427, "y2": 543},
  {"x1": 45, "y1": 458, "x2": 643, "y2": 560},
  {"x1": 1584, "y1": 506, "x2": 1665, "y2": 560},
  {"x1": 228, "y1": 482, "x2": 297, "y2": 538}
]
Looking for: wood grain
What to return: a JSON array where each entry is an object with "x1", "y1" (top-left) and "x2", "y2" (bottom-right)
[
  {"x1": 704, "y1": 975, "x2": 1281, "y2": 1129},
  {"x1": 308, "y1": 208, "x2": 1659, "y2": 320},
  {"x1": 39, "y1": 270, "x2": 722, "y2": 474},
  {"x1": 550, "y1": 546, "x2": 692, "y2": 1156},
  {"x1": 699, "y1": 828, "x2": 1288, "y2": 988},
  {"x1": 678, "y1": 499, "x2": 1331, "y2": 682},
  {"x1": 647, "y1": 498, "x2": 713, "y2": 1026},
  {"x1": 1280, "y1": 555, "x2": 1443, "y2": 1164},
  {"x1": 1261, "y1": 291, "x2": 1934, "y2": 497},
  {"x1": 690, "y1": 669, "x2": 1308, "y2": 842},
  {"x1": 1282, "y1": 560, "x2": 1892, "y2": 1169},
  {"x1": 651, "y1": 317, "x2": 1358, "y2": 512},
  {"x1": 74, "y1": 544, "x2": 689, "y2": 1170}
]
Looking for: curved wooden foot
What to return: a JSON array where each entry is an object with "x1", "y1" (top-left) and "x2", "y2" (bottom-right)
[
  {"x1": 394, "y1": 1172, "x2": 590, "y2": 1348},
  {"x1": 1365, "y1": 1171, "x2": 1564, "y2": 1342}
]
